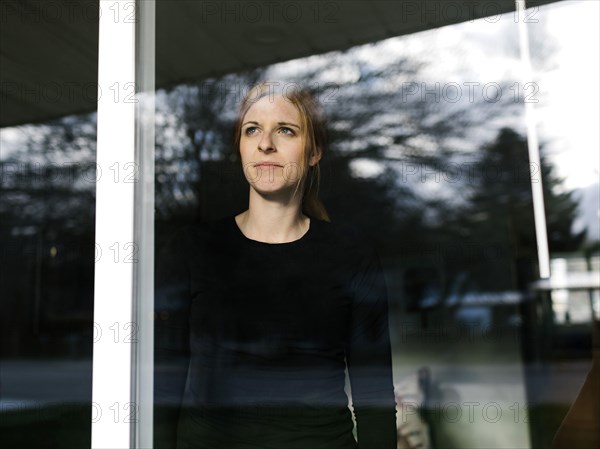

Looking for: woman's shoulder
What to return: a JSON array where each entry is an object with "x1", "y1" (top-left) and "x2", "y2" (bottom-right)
[{"x1": 311, "y1": 217, "x2": 377, "y2": 256}]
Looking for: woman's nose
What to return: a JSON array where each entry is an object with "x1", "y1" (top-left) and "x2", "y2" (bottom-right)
[{"x1": 258, "y1": 131, "x2": 274, "y2": 152}]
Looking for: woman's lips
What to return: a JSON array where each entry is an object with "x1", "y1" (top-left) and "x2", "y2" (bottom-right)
[{"x1": 255, "y1": 163, "x2": 283, "y2": 167}]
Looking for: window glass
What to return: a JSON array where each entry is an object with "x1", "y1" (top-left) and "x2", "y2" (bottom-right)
[
  {"x1": 0, "y1": 1, "x2": 99, "y2": 447},
  {"x1": 153, "y1": 2, "x2": 598, "y2": 449},
  {"x1": 526, "y1": 2, "x2": 600, "y2": 448}
]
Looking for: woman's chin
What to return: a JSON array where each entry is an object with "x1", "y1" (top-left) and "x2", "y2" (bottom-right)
[{"x1": 250, "y1": 182, "x2": 296, "y2": 198}]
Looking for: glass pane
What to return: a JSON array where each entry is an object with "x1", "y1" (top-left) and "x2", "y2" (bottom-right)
[
  {"x1": 0, "y1": 1, "x2": 98, "y2": 447},
  {"x1": 152, "y1": 2, "x2": 598, "y2": 449},
  {"x1": 527, "y1": 2, "x2": 600, "y2": 448}
]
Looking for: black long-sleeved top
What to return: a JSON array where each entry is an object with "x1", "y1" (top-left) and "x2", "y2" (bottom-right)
[{"x1": 155, "y1": 214, "x2": 397, "y2": 449}]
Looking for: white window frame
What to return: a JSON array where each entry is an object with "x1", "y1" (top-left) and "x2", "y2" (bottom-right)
[{"x1": 91, "y1": 1, "x2": 155, "y2": 448}]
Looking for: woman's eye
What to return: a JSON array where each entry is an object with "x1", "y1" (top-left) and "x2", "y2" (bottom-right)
[
  {"x1": 279, "y1": 127, "x2": 295, "y2": 135},
  {"x1": 244, "y1": 127, "x2": 257, "y2": 136}
]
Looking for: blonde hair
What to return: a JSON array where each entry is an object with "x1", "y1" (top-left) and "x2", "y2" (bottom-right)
[{"x1": 233, "y1": 82, "x2": 331, "y2": 222}]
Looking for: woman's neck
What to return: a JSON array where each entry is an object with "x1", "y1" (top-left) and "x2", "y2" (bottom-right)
[{"x1": 235, "y1": 193, "x2": 309, "y2": 244}]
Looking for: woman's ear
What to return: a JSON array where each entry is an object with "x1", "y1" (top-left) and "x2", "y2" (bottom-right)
[{"x1": 309, "y1": 147, "x2": 323, "y2": 166}]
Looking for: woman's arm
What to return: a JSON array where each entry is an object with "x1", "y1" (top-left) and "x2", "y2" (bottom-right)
[
  {"x1": 154, "y1": 226, "x2": 192, "y2": 448},
  {"x1": 346, "y1": 243, "x2": 398, "y2": 449}
]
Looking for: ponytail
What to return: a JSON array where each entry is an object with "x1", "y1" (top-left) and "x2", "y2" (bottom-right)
[{"x1": 302, "y1": 164, "x2": 330, "y2": 222}]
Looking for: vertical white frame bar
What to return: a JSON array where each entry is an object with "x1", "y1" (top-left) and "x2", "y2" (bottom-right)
[
  {"x1": 92, "y1": 1, "x2": 137, "y2": 448},
  {"x1": 133, "y1": 0, "x2": 156, "y2": 447},
  {"x1": 516, "y1": 0, "x2": 551, "y2": 279}
]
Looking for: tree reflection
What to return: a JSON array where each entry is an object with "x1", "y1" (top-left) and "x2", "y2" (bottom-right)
[
  {"x1": 0, "y1": 115, "x2": 96, "y2": 357},
  {"x1": 0, "y1": 43, "x2": 589, "y2": 358}
]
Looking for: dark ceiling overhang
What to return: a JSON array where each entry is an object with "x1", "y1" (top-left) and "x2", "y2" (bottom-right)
[{"x1": 0, "y1": 0, "x2": 562, "y2": 128}]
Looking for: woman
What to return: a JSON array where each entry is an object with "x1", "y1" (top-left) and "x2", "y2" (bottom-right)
[{"x1": 155, "y1": 82, "x2": 398, "y2": 449}]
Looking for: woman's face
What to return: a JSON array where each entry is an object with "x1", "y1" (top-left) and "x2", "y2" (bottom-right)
[{"x1": 239, "y1": 94, "x2": 307, "y2": 196}]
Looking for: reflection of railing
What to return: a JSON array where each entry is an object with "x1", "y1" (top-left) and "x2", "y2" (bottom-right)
[
  {"x1": 531, "y1": 272, "x2": 600, "y2": 291},
  {"x1": 529, "y1": 255, "x2": 600, "y2": 345},
  {"x1": 532, "y1": 269, "x2": 600, "y2": 324}
]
